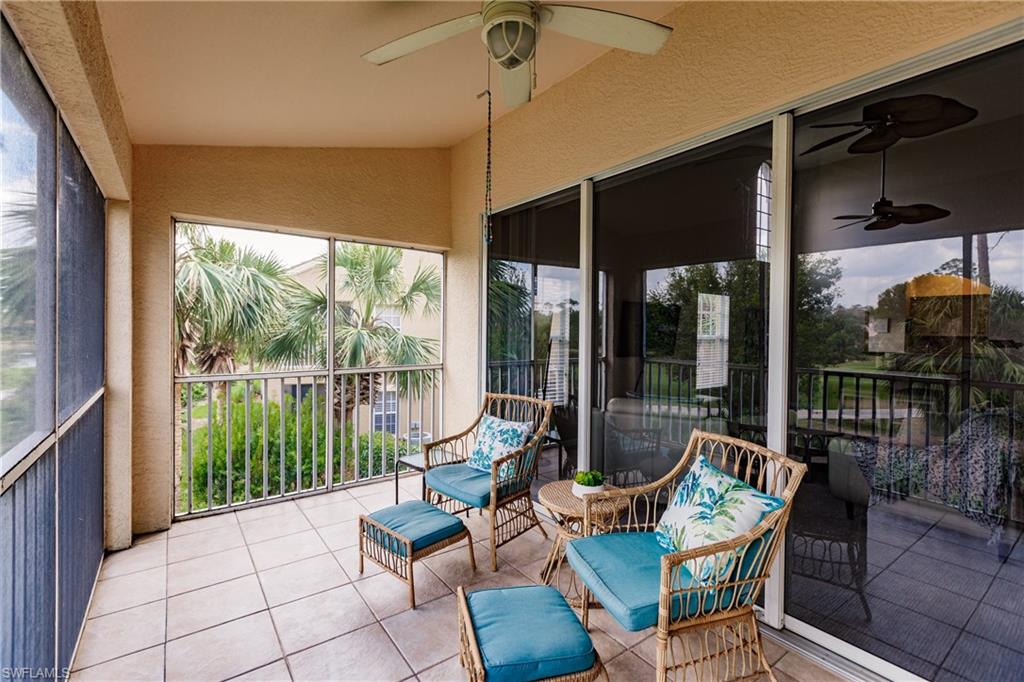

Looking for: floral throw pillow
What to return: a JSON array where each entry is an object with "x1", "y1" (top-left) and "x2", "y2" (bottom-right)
[
  {"x1": 466, "y1": 415, "x2": 534, "y2": 479},
  {"x1": 655, "y1": 455, "x2": 784, "y2": 584}
]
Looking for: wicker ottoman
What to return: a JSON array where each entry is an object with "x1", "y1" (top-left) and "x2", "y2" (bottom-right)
[
  {"x1": 457, "y1": 585, "x2": 605, "y2": 682},
  {"x1": 358, "y1": 500, "x2": 475, "y2": 608}
]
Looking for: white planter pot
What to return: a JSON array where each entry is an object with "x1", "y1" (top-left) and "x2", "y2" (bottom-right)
[{"x1": 572, "y1": 482, "x2": 606, "y2": 498}]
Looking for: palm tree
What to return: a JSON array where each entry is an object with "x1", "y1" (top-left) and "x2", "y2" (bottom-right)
[
  {"x1": 174, "y1": 223, "x2": 292, "y2": 375},
  {"x1": 263, "y1": 243, "x2": 441, "y2": 424}
]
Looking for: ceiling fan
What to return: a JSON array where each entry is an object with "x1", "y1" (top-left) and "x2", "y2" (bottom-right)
[
  {"x1": 361, "y1": 1, "x2": 672, "y2": 107},
  {"x1": 834, "y1": 149, "x2": 950, "y2": 231},
  {"x1": 801, "y1": 94, "x2": 977, "y2": 156}
]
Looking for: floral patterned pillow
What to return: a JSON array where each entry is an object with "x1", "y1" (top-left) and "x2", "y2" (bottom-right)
[
  {"x1": 654, "y1": 455, "x2": 784, "y2": 583},
  {"x1": 466, "y1": 415, "x2": 534, "y2": 479}
]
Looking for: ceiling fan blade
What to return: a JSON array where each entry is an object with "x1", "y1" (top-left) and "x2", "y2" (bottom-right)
[
  {"x1": 890, "y1": 203, "x2": 951, "y2": 224},
  {"x1": 362, "y1": 12, "x2": 482, "y2": 65},
  {"x1": 833, "y1": 218, "x2": 872, "y2": 230},
  {"x1": 500, "y1": 64, "x2": 532, "y2": 108},
  {"x1": 864, "y1": 217, "x2": 903, "y2": 231},
  {"x1": 847, "y1": 126, "x2": 900, "y2": 154},
  {"x1": 834, "y1": 214, "x2": 873, "y2": 220},
  {"x1": 894, "y1": 98, "x2": 978, "y2": 138},
  {"x1": 800, "y1": 128, "x2": 864, "y2": 156},
  {"x1": 863, "y1": 95, "x2": 945, "y2": 123},
  {"x1": 540, "y1": 4, "x2": 672, "y2": 54}
]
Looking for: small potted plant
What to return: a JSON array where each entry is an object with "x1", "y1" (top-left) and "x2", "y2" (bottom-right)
[{"x1": 572, "y1": 470, "x2": 606, "y2": 498}]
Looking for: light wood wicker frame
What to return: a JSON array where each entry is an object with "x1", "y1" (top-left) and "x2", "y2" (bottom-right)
[
  {"x1": 456, "y1": 586, "x2": 607, "y2": 682},
  {"x1": 423, "y1": 393, "x2": 554, "y2": 571},
  {"x1": 578, "y1": 430, "x2": 808, "y2": 682},
  {"x1": 358, "y1": 514, "x2": 476, "y2": 609}
]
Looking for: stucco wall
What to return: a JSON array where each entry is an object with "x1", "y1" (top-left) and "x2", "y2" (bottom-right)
[
  {"x1": 444, "y1": 1, "x2": 1023, "y2": 435},
  {"x1": 131, "y1": 145, "x2": 450, "y2": 532}
]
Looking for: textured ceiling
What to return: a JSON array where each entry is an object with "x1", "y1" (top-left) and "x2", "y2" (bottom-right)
[{"x1": 96, "y1": 1, "x2": 679, "y2": 148}]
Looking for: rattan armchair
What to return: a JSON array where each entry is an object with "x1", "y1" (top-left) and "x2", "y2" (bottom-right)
[
  {"x1": 423, "y1": 393, "x2": 553, "y2": 571},
  {"x1": 577, "y1": 430, "x2": 807, "y2": 682}
]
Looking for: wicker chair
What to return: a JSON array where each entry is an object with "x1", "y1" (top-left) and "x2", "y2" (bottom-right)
[
  {"x1": 423, "y1": 393, "x2": 553, "y2": 571},
  {"x1": 574, "y1": 430, "x2": 807, "y2": 682}
]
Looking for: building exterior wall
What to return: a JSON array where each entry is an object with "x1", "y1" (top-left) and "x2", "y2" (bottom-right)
[
  {"x1": 131, "y1": 144, "x2": 450, "y2": 532},
  {"x1": 444, "y1": 1, "x2": 1023, "y2": 435}
]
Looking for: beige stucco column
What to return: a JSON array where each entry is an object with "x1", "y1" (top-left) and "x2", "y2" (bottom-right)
[{"x1": 105, "y1": 199, "x2": 133, "y2": 550}]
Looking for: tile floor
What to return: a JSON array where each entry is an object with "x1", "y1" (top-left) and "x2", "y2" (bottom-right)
[{"x1": 72, "y1": 474, "x2": 848, "y2": 682}]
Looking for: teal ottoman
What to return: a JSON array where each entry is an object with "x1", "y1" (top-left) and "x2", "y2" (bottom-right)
[
  {"x1": 358, "y1": 500, "x2": 475, "y2": 608},
  {"x1": 456, "y1": 585, "x2": 605, "y2": 682}
]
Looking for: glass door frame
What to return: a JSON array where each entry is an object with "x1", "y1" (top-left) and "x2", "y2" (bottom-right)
[{"x1": 477, "y1": 22, "x2": 1021, "y2": 681}]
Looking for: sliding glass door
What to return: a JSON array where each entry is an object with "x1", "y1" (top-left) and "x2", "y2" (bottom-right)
[
  {"x1": 486, "y1": 189, "x2": 580, "y2": 486},
  {"x1": 589, "y1": 125, "x2": 773, "y2": 485},
  {"x1": 479, "y1": 37, "x2": 1022, "y2": 682},
  {"x1": 786, "y1": 44, "x2": 1024, "y2": 680}
]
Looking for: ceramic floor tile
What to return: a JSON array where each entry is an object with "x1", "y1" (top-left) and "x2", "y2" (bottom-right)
[
  {"x1": 240, "y1": 511, "x2": 312, "y2": 544},
  {"x1": 248, "y1": 529, "x2": 329, "y2": 571},
  {"x1": 381, "y1": 594, "x2": 460, "y2": 672},
  {"x1": 258, "y1": 553, "x2": 349, "y2": 607},
  {"x1": 315, "y1": 520, "x2": 360, "y2": 551},
  {"x1": 287, "y1": 623, "x2": 413, "y2": 682},
  {"x1": 588, "y1": 628, "x2": 626, "y2": 665},
  {"x1": 605, "y1": 651, "x2": 655, "y2": 679},
  {"x1": 416, "y1": 655, "x2": 464, "y2": 682},
  {"x1": 270, "y1": 584, "x2": 376, "y2": 654},
  {"x1": 302, "y1": 498, "x2": 368, "y2": 528},
  {"x1": 88, "y1": 566, "x2": 166, "y2": 617},
  {"x1": 166, "y1": 545, "x2": 255, "y2": 596},
  {"x1": 587, "y1": 607, "x2": 654, "y2": 648},
  {"x1": 228, "y1": 660, "x2": 292, "y2": 681},
  {"x1": 235, "y1": 499, "x2": 301, "y2": 522},
  {"x1": 334, "y1": 545, "x2": 385, "y2": 579},
  {"x1": 345, "y1": 480, "x2": 396, "y2": 499},
  {"x1": 353, "y1": 563, "x2": 451, "y2": 619},
  {"x1": 166, "y1": 574, "x2": 267, "y2": 639},
  {"x1": 168, "y1": 512, "x2": 239, "y2": 538},
  {"x1": 358, "y1": 489, "x2": 416, "y2": 513},
  {"x1": 165, "y1": 612, "x2": 282, "y2": 682},
  {"x1": 294, "y1": 489, "x2": 355, "y2": 510},
  {"x1": 100, "y1": 539, "x2": 167, "y2": 579},
  {"x1": 74, "y1": 601, "x2": 166, "y2": 670},
  {"x1": 167, "y1": 524, "x2": 245, "y2": 563},
  {"x1": 72, "y1": 645, "x2": 165, "y2": 681}
]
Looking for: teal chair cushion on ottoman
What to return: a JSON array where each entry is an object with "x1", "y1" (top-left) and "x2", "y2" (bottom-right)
[
  {"x1": 465, "y1": 585, "x2": 596, "y2": 682},
  {"x1": 368, "y1": 500, "x2": 465, "y2": 556},
  {"x1": 424, "y1": 463, "x2": 493, "y2": 508}
]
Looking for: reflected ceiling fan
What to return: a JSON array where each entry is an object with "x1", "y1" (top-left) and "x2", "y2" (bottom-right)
[
  {"x1": 361, "y1": 1, "x2": 672, "y2": 107},
  {"x1": 834, "y1": 149, "x2": 950, "y2": 231},
  {"x1": 802, "y1": 94, "x2": 977, "y2": 156}
]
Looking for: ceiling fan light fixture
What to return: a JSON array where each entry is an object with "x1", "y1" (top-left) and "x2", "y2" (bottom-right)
[{"x1": 482, "y1": 2, "x2": 537, "y2": 70}]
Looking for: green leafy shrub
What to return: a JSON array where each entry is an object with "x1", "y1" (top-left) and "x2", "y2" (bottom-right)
[{"x1": 574, "y1": 470, "x2": 605, "y2": 487}]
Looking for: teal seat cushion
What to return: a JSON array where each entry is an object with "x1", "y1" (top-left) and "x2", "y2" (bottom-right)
[
  {"x1": 567, "y1": 532, "x2": 750, "y2": 631},
  {"x1": 466, "y1": 585, "x2": 595, "y2": 682},
  {"x1": 566, "y1": 533, "x2": 670, "y2": 631},
  {"x1": 367, "y1": 500, "x2": 465, "y2": 556},
  {"x1": 425, "y1": 463, "x2": 492, "y2": 508}
]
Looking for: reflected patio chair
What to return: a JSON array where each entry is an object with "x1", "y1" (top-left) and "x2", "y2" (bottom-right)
[
  {"x1": 423, "y1": 393, "x2": 553, "y2": 570},
  {"x1": 570, "y1": 430, "x2": 806, "y2": 682}
]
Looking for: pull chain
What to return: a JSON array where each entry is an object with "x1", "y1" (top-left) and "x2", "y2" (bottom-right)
[{"x1": 478, "y1": 62, "x2": 494, "y2": 245}]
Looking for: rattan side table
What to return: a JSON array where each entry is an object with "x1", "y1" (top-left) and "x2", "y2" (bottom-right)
[{"x1": 537, "y1": 480, "x2": 628, "y2": 607}]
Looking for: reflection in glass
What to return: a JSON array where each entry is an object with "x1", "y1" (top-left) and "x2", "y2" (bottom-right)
[
  {"x1": 487, "y1": 190, "x2": 580, "y2": 484},
  {"x1": 787, "y1": 45, "x2": 1024, "y2": 681},
  {"x1": 591, "y1": 125, "x2": 773, "y2": 486},
  {"x1": 0, "y1": 17, "x2": 57, "y2": 470}
]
